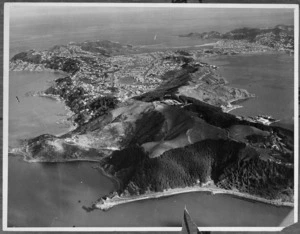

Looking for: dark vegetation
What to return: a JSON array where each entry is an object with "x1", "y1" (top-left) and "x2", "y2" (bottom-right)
[
  {"x1": 11, "y1": 50, "x2": 42, "y2": 64},
  {"x1": 60, "y1": 58, "x2": 80, "y2": 74},
  {"x1": 101, "y1": 139, "x2": 293, "y2": 202},
  {"x1": 71, "y1": 94, "x2": 118, "y2": 125},
  {"x1": 175, "y1": 50, "x2": 191, "y2": 56},
  {"x1": 180, "y1": 25, "x2": 294, "y2": 49},
  {"x1": 86, "y1": 96, "x2": 119, "y2": 122},
  {"x1": 45, "y1": 76, "x2": 118, "y2": 125},
  {"x1": 223, "y1": 27, "x2": 262, "y2": 42},
  {"x1": 223, "y1": 27, "x2": 293, "y2": 48},
  {"x1": 49, "y1": 40, "x2": 128, "y2": 56},
  {"x1": 160, "y1": 69, "x2": 181, "y2": 81},
  {"x1": 179, "y1": 31, "x2": 221, "y2": 39},
  {"x1": 180, "y1": 95, "x2": 294, "y2": 140},
  {"x1": 77, "y1": 40, "x2": 132, "y2": 55},
  {"x1": 44, "y1": 57, "x2": 80, "y2": 74},
  {"x1": 27, "y1": 134, "x2": 56, "y2": 145},
  {"x1": 55, "y1": 76, "x2": 72, "y2": 86},
  {"x1": 218, "y1": 155, "x2": 293, "y2": 202},
  {"x1": 122, "y1": 110, "x2": 166, "y2": 147},
  {"x1": 164, "y1": 54, "x2": 194, "y2": 64},
  {"x1": 134, "y1": 65, "x2": 198, "y2": 102},
  {"x1": 80, "y1": 42, "x2": 110, "y2": 55},
  {"x1": 11, "y1": 51, "x2": 80, "y2": 74},
  {"x1": 71, "y1": 112, "x2": 113, "y2": 135}
]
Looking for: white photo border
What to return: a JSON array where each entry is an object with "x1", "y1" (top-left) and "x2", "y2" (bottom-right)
[{"x1": 2, "y1": 2, "x2": 299, "y2": 232}]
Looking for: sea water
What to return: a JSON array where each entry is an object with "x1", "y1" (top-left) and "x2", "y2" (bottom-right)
[
  {"x1": 8, "y1": 154, "x2": 294, "y2": 228},
  {"x1": 204, "y1": 53, "x2": 294, "y2": 130},
  {"x1": 8, "y1": 71, "x2": 72, "y2": 147}
]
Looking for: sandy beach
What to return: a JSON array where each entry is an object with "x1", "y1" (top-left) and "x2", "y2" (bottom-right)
[{"x1": 96, "y1": 185, "x2": 294, "y2": 211}]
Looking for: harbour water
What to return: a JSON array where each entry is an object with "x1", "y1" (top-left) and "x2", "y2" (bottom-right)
[
  {"x1": 204, "y1": 53, "x2": 294, "y2": 130},
  {"x1": 8, "y1": 71, "x2": 72, "y2": 148},
  {"x1": 8, "y1": 154, "x2": 294, "y2": 227}
]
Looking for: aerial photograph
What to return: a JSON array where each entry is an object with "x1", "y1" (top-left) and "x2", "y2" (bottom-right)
[{"x1": 4, "y1": 3, "x2": 297, "y2": 230}]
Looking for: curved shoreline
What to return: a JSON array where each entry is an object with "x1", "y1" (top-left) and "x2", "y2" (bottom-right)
[
  {"x1": 96, "y1": 167, "x2": 122, "y2": 191},
  {"x1": 96, "y1": 186, "x2": 294, "y2": 211},
  {"x1": 222, "y1": 96, "x2": 255, "y2": 113},
  {"x1": 9, "y1": 149, "x2": 293, "y2": 210}
]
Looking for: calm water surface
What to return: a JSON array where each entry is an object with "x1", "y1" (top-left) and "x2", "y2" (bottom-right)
[
  {"x1": 8, "y1": 66, "x2": 294, "y2": 227},
  {"x1": 9, "y1": 71, "x2": 71, "y2": 147},
  {"x1": 8, "y1": 154, "x2": 294, "y2": 227},
  {"x1": 204, "y1": 53, "x2": 294, "y2": 129}
]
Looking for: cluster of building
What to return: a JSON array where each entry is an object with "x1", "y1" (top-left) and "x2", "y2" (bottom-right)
[
  {"x1": 12, "y1": 38, "x2": 275, "y2": 103},
  {"x1": 10, "y1": 59, "x2": 50, "y2": 72},
  {"x1": 212, "y1": 39, "x2": 272, "y2": 55},
  {"x1": 60, "y1": 48, "x2": 184, "y2": 100}
]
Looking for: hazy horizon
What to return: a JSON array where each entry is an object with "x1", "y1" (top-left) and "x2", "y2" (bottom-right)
[
  {"x1": 9, "y1": 5, "x2": 294, "y2": 55},
  {"x1": 10, "y1": 6, "x2": 294, "y2": 29}
]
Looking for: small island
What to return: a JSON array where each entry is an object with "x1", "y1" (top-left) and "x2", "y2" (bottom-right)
[{"x1": 9, "y1": 25, "x2": 294, "y2": 211}]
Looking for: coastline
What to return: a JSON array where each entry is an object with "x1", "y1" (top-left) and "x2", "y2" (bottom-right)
[
  {"x1": 222, "y1": 104, "x2": 243, "y2": 113},
  {"x1": 137, "y1": 42, "x2": 217, "y2": 50},
  {"x1": 96, "y1": 166, "x2": 122, "y2": 191},
  {"x1": 96, "y1": 185, "x2": 294, "y2": 211},
  {"x1": 37, "y1": 92, "x2": 79, "y2": 136},
  {"x1": 164, "y1": 42, "x2": 217, "y2": 49},
  {"x1": 24, "y1": 158, "x2": 102, "y2": 163},
  {"x1": 8, "y1": 147, "x2": 103, "y2": 163},
  {"x1": 201, "y1": 50, "x2": 288, "y2": 64},
  {"x1": 222, "y1": 96, "x2": 254, "y2": 113}
]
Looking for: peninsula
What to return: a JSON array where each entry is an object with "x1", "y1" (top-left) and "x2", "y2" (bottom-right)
[{"x1": 9, "y1": 25, "x2": 294, "y2": 210}]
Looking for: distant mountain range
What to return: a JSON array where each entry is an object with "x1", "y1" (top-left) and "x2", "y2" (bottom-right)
[{"x1": 180, "y1": 25, "x2": 294, "y2": 50}]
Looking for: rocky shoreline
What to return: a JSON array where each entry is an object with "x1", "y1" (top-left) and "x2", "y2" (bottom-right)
[{"x1": 222, "y1": 96, "x2": 254, "y2": 113}]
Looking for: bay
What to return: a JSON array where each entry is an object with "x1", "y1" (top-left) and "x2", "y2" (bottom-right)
[
  {"x1": 204, "y1": 53, "x2": 294, "y2": 130},
  {"x1": 9, "y1": 71, "x2": 72, "y2": 148},
  {"x1": 8, "y1": 154, "x2": 293, "y2": 227}
]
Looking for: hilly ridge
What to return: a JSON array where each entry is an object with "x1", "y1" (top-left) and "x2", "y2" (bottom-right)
[
  {"x1": 101, "y1": 139, "x2": 292, "y2": 203},
  {"x1": 180, "y1": 25, "x2": 294, "y2": 51}
]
